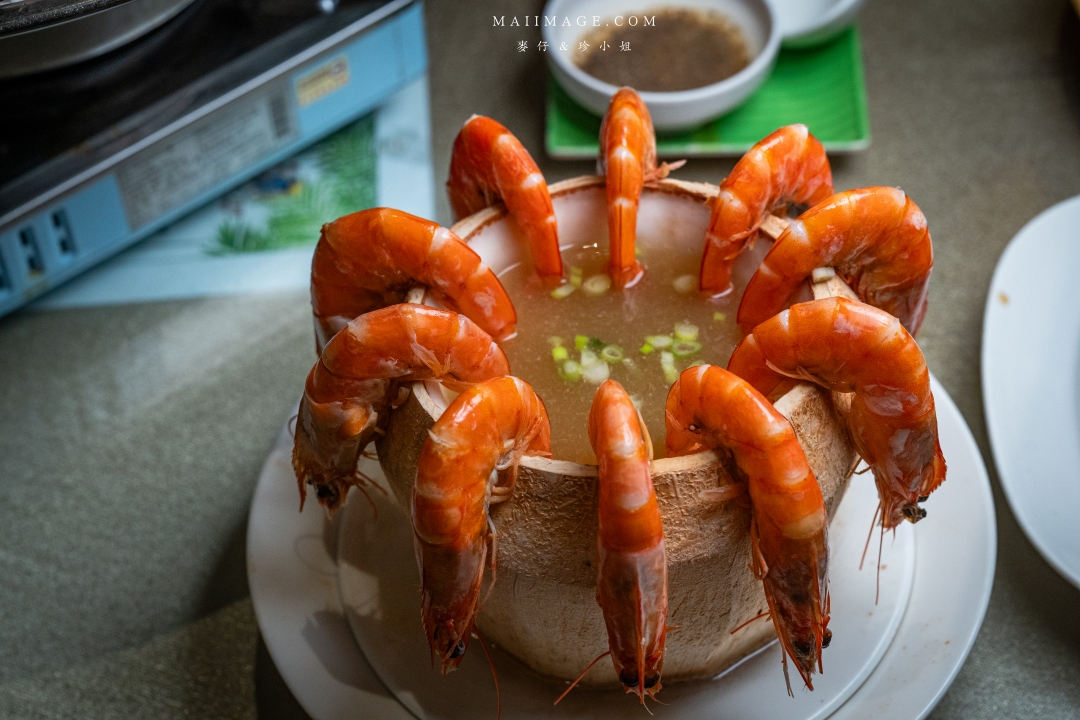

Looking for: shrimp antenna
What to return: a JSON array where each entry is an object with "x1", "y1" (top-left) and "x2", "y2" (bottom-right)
[
  {"x1": 553, "y1": 650, "x2": 611, "y2": 706},
  {"x1": 859, "y1": 503, "x2": 881, "y2": 570},
  {"x1": 875, "y1": 522, "x2": 885, "y2": 605},
  {"x1": 477, "y1": 517, "x2": 499, "y2": 612},
  {"x1": 473, "y1": 629, "x2": 501, "y2": 720},
  {"x1": 781, "y1": 651, "x2": 794, "y2": 698},
  {"x1": 729, "y1": 610, "x2": 770, "y2": 635}
]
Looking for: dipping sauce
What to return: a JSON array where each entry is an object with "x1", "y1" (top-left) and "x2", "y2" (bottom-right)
[
  {"x1": 499, "y1": 243, "x2": 748, "y2": 464},
  {"x1": 576, "y1": 8, "x2": 751, "y2": 92}
]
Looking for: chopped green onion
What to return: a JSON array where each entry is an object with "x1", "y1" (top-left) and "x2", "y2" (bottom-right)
[
  {"x1": 560, "y1": 360, "x2": 582, "y2": 381},
  {"x1": 713, "y1": 312, "x2": 727, "y2": 322},
  {"x1": 570, "y1": 274, "x2": 582, "y2": 287},
  {"x1": 550, "y1": 283, "x2": 576, "y2": 299},
  {"x1": 582, "y1": 358, "x2": 610, "y2": 385},
  {"x1": 640, "y1": 343, "x2": 654, "y2": 355},
  {"x1": 587, "y1": 337, "x2": 606, "y2": 352},
  {"x1": 583, "y1": 274, "x2": 612, "y2": 296},
  {"x1": 660, "y1": 351, "x2": 679, "y2": 385},
  {"x1": 548, "y1": 336, "x2": 563, "y2": 347},
  {"x1": 811, "y1": 266, "x2": 836, "y2": 283},
  {"x1": 570, "y1": 266, "x2": 584, "y2": 276},
  {"x1": 672, "y1": 274, "x2": 696, "y2": 294},
  {"x1": 580, "y1": 349, "x2": 600, "y2": 367},
  {"x1": 600, "y1": 345, "x2": 624, "y2": 363},
  {"x1": 552, "y1": 346, "x2": 569, "y2": 362},
  {"x1": 575, "y1": 335, "x2": 589, "y2": 351},
  {"x1": 672, "y1": 340, "x2": 703, "y2": 358},
  {"x1": 647, "y1": 335, "x2": 673, "y2": 349},
  {"x1": 674, "y1": 321, "x2": 699, "y2": 342}
]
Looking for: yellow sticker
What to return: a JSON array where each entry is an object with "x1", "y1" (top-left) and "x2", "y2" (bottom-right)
[{"x1": 296, "y1": 56, "x2": 349, "y2": 107}]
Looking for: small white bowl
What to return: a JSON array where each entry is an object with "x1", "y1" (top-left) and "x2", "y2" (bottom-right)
[
  {"x1": 542, "y1": 0, "x2": 781, "y2": 131},
  {"x1": 773, "y1": 0, "x2": 867, "y2": 48}
]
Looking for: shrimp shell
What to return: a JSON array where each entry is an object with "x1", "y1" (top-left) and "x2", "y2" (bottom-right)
[
  {"x1": 413, "y1": 376, "x2": 551, "y2": 674},
  {"x1": 700, "y1": 124, "x2": 833, "y2": 295},
  {"x1": 728, "y1": 297, "x2": 946, "y2": 529},
  {"x1": 447, "y1": 115, "x2": 563, "y2": 280},
  {"x1": 665, "y1": 365, "x2": 830, "y2": 691},
  {"x1": 598, "y1": 88, "x2": 668, "y2": 288},
  {"x1": 310, "y1": 207, "x2": 516, "y2": 350},
  {"x1": 588, "y1": 380, "x2": 668, "y2": 701},
  {"x1": 292, "y1": 304, "x2": 509, "y2": 513},
  {"x1": 737, "y1": 186, "x2": 933, "y2": 335}
]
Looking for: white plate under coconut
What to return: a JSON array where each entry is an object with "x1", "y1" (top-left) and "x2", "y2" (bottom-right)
[
  {"x1": 245, "y1": 373, "x2": 995, "y2": 719},
  {"x1": 338, "y1": 462, "x2": 913, "y2": 719},
  {"x1": 983, "y1": 194, "x2": 1080, "y2": 589}
]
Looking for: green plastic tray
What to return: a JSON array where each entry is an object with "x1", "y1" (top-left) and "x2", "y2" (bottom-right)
[{"x1": 546, "y1": 26, "x2": 870, "y2": 159}]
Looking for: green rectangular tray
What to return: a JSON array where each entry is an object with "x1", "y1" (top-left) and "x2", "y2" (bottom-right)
[{"x1": 546, "y1": 26, "x2": 870, "y2": 159}]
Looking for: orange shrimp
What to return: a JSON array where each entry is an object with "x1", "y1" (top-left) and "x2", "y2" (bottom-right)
[
  {"x1": 665, "y1": 365, "x2": 830, "y2": 692},
  {"x1": 292, "y1": 304, "x2": 510, "y2": 513},
  {"x1": 737, "y1": 186, "x2": 933, "y2": 335},
  {"x1": 447, "y1": 115, "x2": 563, "y2": 281},
  {"x1": 728, "y1": 297, "x2": 947, "y2": 530},
  {"x1": 412, "y1": 376, "x2": 551, "y2": 674},
  {"x1": 598, "y1": 88, "x2": 680, "y2": 288},
  {"x1": 586, "y1": 380, "x2": 668, "y2": 702},
  {"x1": 309, "y1": 207, "x2": 516, "y2": 351},
  {"x1": 699, "y1": 124, "x2": 833, "y2": 295}
]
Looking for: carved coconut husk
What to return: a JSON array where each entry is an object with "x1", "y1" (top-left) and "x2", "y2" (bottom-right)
[{"x1": 374, "y1": 177, "x2": 857, "y2": 686}]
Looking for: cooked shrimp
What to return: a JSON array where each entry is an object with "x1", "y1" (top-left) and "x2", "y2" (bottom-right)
[
  {"x1": 598, "y1": 88, "x2": 680, "y2": 288},
  {"x1": 728, "y1": 297, "x2": 947, "y2": 530},
  {"x1": 699, "y1": 124, "x2": 833, "y2": 295},
  {"x1": 412, "y1": 376, "x2": 551, "y2": 674},
  {"x1": 737, "y1": 186, "x2": 933, "y2": 335},
  {"x1": 665, "y1": 364, "x2": 830, "y2": 692},
  {"x1": 292, "y1": 304, "x2": 510, "y2": 513},
  {"x1": 587, "y1": 380, "x2": 668, "y2": 702},
  {"x1": 447, "y1": 115, "x2": 563, "y2": 281},
  {"x1": 310, "y1": 207, "x2": 516, "y2": 350}
]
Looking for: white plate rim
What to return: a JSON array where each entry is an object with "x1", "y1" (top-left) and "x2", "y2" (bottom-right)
[
  {"x1": 247, "y1": 374, "x2": 995, "y2": 720},
  {"x1": 981, "y1": 193, "x2": 1080, "y2": 589}
]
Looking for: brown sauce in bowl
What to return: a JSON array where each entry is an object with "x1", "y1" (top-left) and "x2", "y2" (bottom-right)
[{"x1": 575, "y1": 8, "x2": 752, "y2": 92}]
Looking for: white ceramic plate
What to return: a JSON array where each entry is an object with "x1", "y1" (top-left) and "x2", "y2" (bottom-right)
[
  {"x1": 339, "y1": 453, "x2": 915, "y2": 720},
  {"x1": 983, "y1": 194, "x2": 1080, "y2": 589},
  {"x1": 248, "y1": 375, "x2": 995, "y2": 719}
]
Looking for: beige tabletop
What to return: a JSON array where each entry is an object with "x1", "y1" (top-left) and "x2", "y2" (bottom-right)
[{"x1": 3, "y1": 0, "x2": 1080, "y2": 717}]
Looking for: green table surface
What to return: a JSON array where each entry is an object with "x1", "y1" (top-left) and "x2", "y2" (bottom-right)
[
  {"x1": 547, "y1": 26, "x2": 871, "y2": 158},
  {"x1": 3, "y1": 1, "x2": 1080, "y2": 718}
]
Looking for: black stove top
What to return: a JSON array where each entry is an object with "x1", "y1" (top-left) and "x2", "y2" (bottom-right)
[{"x1": 0, "y1": 0, "x2": 387, "y2": 190}]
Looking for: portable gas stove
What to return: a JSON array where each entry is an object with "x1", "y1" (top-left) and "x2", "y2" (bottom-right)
[{"x1": 0, "y1": 0, "x2": 425, "y2": 318}]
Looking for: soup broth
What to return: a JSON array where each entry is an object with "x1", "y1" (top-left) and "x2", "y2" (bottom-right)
[{"x1": 499, "y1": 242, "x2": 748, "y2": 464}]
